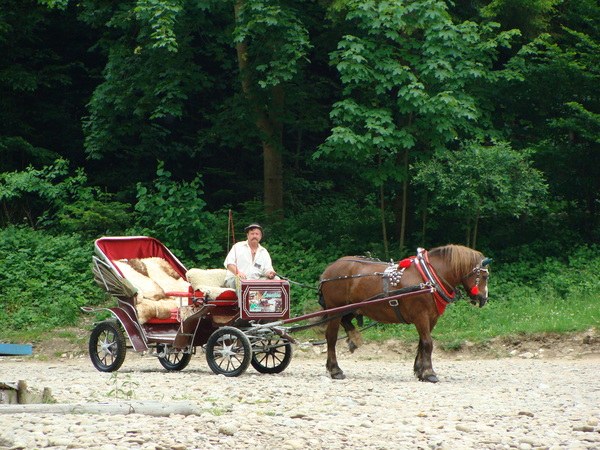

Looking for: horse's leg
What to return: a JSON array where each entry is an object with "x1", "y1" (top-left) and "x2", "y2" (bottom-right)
[
  {"x1": 341, "y1": 314, "x2": 363, "y2": 353},
  {"x1": 325, "y1": 316, "x2": 345, "y2": 379},
  {"x1": 413, "y1": 319, "x2": 438, "y2": 383}
]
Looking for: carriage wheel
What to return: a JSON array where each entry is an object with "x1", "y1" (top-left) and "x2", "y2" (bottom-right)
[
  {"x1": 205, "y1": 327, "x2": 252, "y2": 377},
  {"x1": 251, "y1": 338, "x2": 293, "y2": 374},
  {"x1": 89, "y1": 321, "x2": 127, "y2": 372},
  {"x1": 157, "y1": 344, "x2": 192, "y2": 371}
]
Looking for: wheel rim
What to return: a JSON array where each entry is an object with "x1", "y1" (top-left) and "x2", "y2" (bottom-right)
[
  {"x1": 96, "y1": 329, "x2": 119, "y2": 366},
  {"x1": 89, "y1": 322, "x2": 126, "y2": 372},
  {"x1": 214, "y1": 333, "x2": 245, "y2": 371},
  {"x1": 251, "y1": 338, "x2": 292, "y2": 373},
  {"x1": 206, "y1": 327, "x2": 251, "y2": 376},
  {"x1": 158, "y1": 345, "x2": 192, "y2": 371}
]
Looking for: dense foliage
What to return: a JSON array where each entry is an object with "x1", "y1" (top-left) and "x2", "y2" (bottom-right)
[
  {"x1": 0, "y1": 226, "x2": 97, "y2": 330},
  {"x1": 0, "y1": 0, "x2": 598, "y2": 332}
]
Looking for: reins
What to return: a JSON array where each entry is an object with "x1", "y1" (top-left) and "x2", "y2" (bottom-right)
[
  {"x1": 318, "y1": 257, "x2": 391, "y2": 287},
  {"x1": 275, "y1": 273, "x2": 319, "y2": 290},
  {"x1": 319, "y1": 271, "x2": 387, "y2": 285}
]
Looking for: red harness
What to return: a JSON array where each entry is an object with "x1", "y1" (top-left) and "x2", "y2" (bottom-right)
[{"x1": 400, "y1": 250, "x2": 455, "y2": 315}]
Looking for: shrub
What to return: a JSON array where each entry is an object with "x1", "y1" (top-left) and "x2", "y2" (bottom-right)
[
  {"x1": 131, "y1": 162, "x2": 224, "y2": 266},
  {"x1": 0, "y1": 158, "x2": 132, "y2": 237},
  {"x1": 0, "y1": 226, "x2": 99, "y2": 331}
]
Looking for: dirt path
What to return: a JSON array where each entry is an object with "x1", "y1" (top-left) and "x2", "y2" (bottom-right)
[{"x1": 1, "y1": 329, "x2": 599, "y2": 449}]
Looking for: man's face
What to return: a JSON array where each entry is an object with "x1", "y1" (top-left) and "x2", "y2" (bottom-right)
[{"x1": 247, "y1": 228, "x2": 262, "y2": 243}]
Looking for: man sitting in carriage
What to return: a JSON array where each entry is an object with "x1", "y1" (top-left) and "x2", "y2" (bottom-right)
[{"x1": 223, "y1": 223, "x2": 277, "y2": 288}]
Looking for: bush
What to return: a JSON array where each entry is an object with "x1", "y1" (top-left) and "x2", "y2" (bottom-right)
[
  {"x1": 491, "y1": 244, "x2": 600, "y2": 302},
  {"x1": 0, "y1": 158, "x2": 132, "y2": 237},
  {"x1": 131, "y1": 162, "x2": 224, "y2": 266},
  {"x1": 0, "y1": 226, "x2": 99, "y2": 331}
]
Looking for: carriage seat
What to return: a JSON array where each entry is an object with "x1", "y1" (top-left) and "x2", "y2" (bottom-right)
[
  {"x1": 144, "y1": 309, "x2": 181, "y2": 324},
  {"x1": 186, "y1": 268, "x2": 237, "y2": 305},
  {"x1": 146, "y1": 269, "x2": 238, "y2": 324}
]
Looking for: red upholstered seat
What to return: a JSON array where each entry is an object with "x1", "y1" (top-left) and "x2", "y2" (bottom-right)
[
  {"x1": 216, "y1": 290, "x2": 237, "y2": 300},
  {"x1": 192, "y1": 288, "x2": 238, "y2": 306},
  {"x1": 146, "y1": 309, "x2": 180, "y2": 324}
]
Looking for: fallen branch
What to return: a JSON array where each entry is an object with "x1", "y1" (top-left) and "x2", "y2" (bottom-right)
[{"x1": 0, "y1": 400, "x2": 200, "y2": 416}]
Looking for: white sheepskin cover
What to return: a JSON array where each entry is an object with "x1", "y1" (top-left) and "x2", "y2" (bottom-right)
[
  {"x1": 112, "y1": 257, "x2": 191, "y2": 323},
  {"x1": 186, "y1": 268, "x2": 235, "y2": 300},
  {"x1": 140, "y1": 257, "x2": 190, "y2": 293},
  {"x1": 136, "y1": 298, "x2": 180, "y2": 325},
  {"x1": 112, "y1": 260, "x2": 166, "y2": 301}
]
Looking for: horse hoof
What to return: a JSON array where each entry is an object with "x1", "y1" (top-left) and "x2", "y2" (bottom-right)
[
  {"x1": 331, "y1": 372, "x2": 346, "y2": 380},
  {"x1": 423, "y1": 375, "x2": 439, "y2": 383}
]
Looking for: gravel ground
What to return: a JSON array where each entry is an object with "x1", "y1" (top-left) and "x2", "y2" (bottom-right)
[{"x1": 0, "y1": 338, "x2": 599, "y2": 450}]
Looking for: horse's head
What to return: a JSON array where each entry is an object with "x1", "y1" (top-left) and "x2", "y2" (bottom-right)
[{"x1": 461, "y1": 257, "x2": 491, "y2": 307}]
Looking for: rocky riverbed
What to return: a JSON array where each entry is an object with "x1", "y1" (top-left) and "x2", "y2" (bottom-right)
[{"x1": 1, "y1": 335, "x2": 599, "y2": 450}]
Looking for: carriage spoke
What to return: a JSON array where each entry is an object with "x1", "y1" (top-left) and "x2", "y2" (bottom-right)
[
  {"x1": 206, "y1": 327, "x2": 252, "y2": 376},
  {"x1": 97, "y1": 332, "x2": 117, "y2": 364},
  {"x1": 213, "y1": 335, "x2": 245, "y2": 370}
]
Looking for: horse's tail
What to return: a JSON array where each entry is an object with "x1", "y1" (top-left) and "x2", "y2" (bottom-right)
[{"x1": 318, "y1": 292, "x2": 326, "y2": 309}]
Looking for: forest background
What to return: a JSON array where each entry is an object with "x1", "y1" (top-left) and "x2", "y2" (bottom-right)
[{"x1": 0, "y1": 0, "x2": 598, "y2": 344}]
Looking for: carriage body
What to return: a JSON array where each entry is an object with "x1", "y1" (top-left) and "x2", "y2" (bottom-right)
[{"x1": 83, "y1": 236, "x2": 292, "y2": 376}]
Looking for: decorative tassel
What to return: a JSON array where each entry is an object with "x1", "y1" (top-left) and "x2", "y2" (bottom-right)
[
  {"x1": 470, "y1": 286, "x2": 479, "y2": 295},
  {"x1": 399, "y1": 258, "x2": 412, "y2": 268}
]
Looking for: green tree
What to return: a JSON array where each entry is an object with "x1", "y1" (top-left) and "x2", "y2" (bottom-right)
[
  {"x1": 500, "y1": 0, "x2": 600, "y2": 241},
  {"x1": 233, "y1": 0, "x2": 312, "y2": 217},
  {"x1": 0, "y1": 158, "x2": 131, "y2": 235},
  {"x1": 79, "y1": 0, "x2": 204, "y2": 188},
  {"x1": 132, "y1": 161, "x2": 223, "y2": 265},
  {"x1": 316, "y1": 0, "x2": 520, "y2": 253},
  {"x1": 0, "y1": 0, "x2": 98, "y2": 172},
  {"x1": 39, "y1": 0, "x2": 319, "y2": 219},
  {"x1": 481, "y1": 0, "x2": 560, "y2": 41},
  {"x1": 412, "y1": 141, "x2": 548, "y2": 248}
]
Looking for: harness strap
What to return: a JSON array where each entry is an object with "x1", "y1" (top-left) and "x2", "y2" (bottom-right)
[
  {"x1": 388, "y1": 299, "x2": 408, "y2": 324},
  {"x1": 414, "y1": 249, "x2": 455, "y2": 315},
  {"x1": 357, "y1": 285, "x2": 424, "y2": 324},
  {"x1": 318, "y1": 271, "x2": 386, "y2": 290}
]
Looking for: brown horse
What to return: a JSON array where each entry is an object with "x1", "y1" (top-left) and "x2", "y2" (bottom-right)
[{"x1": 319, "y1": 245, "x2": 490, "y2": 382}]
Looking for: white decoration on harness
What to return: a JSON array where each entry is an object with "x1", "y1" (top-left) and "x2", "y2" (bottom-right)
[{"x1": 384, "y1": 264, "x2": 405, "y2": 287}]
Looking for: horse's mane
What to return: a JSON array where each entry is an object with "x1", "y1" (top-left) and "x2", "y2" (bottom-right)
[
  {"x1": 351, "y1": 255, "x2": 384, "y2": 263},
  {"x1": 429, "y1": 245, "x2": 483, "y2": 278}
]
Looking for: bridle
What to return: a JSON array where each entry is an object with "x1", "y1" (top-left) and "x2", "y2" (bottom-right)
[
  {"x1": 461, "y1": 263, "x2": 490, "y2": 297},
  {"x1": 414, "y1": 248, "x2": 490, "y2": 313}
]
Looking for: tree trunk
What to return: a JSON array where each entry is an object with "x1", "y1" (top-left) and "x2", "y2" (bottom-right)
[
  {"x1": 420, "y1": 190, "x2": 428, "y2": 247},
  {"x1": 472, "y1": 211, "x2": 480, "y2": 249},
  {"x1": 397, "y1": 113, "x2": 413, "y2": 254},
  {"x1": 399, "y1": 148, "x2": 409, "y2": 254},
  {"x1": 234, "y1": 1, "x2": 284, "y2": 218},
  {"x1": 262, "y1": 84, "x2": 284, "y2": 217},
  {"x1": 378, "y1": 152, "x2": 389, "y2": 259}
]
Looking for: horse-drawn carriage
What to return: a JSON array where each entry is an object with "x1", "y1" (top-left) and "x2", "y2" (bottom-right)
[
  {"x1": 84, "y1": 236, "x2": 293, "y2": 377},
  {"x1": 84, "y1": 236, "x2": 490, "y2": 382}
]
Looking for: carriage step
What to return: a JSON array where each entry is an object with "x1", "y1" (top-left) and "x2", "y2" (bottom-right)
[{"x1": 145, "y1": 333, "x2": 178, "y2": 340}]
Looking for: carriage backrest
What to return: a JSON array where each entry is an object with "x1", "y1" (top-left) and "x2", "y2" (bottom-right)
[{"x1": 95, "y1": 236, "x2": 188, "y2": 279}]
